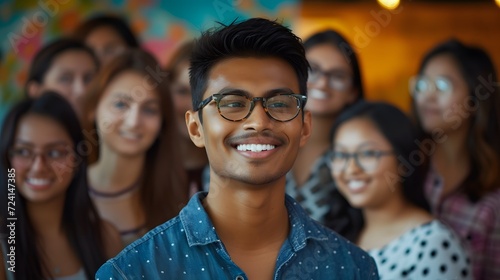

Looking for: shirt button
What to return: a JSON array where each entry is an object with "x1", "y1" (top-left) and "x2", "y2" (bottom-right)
[{"x1": 235, "y1": 276, "x2": 244, "y2": 280}]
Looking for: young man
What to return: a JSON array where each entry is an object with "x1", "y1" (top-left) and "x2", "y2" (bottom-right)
[{"x1": 96, "y1": 18, "x2": 378, "y2": 280}]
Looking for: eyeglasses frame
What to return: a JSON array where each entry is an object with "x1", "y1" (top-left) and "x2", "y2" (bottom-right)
[
  {"x1": 330, "y1": 150, "x2": 394, "y2": 174},
  {"x1": 308, "y1": 67, "x2": 353, "y2": 91},
  {"x1": 197, "y1": 92, "x2": 308, "y2": 122},
  {"x1": 408, "y1": 75, "x2": 454, "y2": 101}
]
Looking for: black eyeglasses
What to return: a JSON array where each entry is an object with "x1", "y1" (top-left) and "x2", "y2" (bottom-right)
[
  {"x1": 9, "y1": 146, "x2": 73, "y2": 167},
  {"x1": 330, "y1": 150, "x2": 393, "y2": 174},
  {"x1": 409, "y1": 75, "x2": 453, "y2": 103},
  {"x1": 308, "y1": 67, "x2": 353, "y2": 91},
  {"x1": 197, "y1": 92, "x2": 307, "y2": 122}
]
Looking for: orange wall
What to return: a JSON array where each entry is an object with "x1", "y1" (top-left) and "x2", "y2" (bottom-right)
[{"x1": 295, "y1": 2, "x2": 500, "y2": 112}]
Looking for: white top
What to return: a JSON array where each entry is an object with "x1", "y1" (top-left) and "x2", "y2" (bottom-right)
[{"x1": 368, "y1": 220, "x2": 472, "y2": 280}]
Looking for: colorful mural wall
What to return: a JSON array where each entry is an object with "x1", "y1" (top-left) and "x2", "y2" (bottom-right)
[{"x1": 0, "y1": 0, "x2": 300, "y2": 123}]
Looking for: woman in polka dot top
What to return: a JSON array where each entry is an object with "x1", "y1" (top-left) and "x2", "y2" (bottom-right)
[{"x1": 329, "y1": 101, "x2": 472, "y2": 280}]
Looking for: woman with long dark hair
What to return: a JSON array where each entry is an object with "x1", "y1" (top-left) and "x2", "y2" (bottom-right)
[
  {"x1": 83, "y1": 49, "x2": 189, "y2": 245},
  {"x1": 0, "y1": 92, "x2": 121, "y2": 279},
  {"x1": 25, "y1": 38, "x2": 99, "y2": 122},
  {"x1": 287, "y1": 29, "x2": 364, "y2": 225},
  {"x1": 330, "y1": 101, "x2": 471, "y2": 279},
  {"x1": 410, "y1": 39, "x2": 500, "y2": 279}
]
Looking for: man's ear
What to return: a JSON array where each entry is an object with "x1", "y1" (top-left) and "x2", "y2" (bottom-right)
[
  {"x1": 27, "y1": 81, "x2": 42, "y2": 98},
  {"x1": 300, "y1": 110, "x2": 312, "y2": 148},
  {"x1": 185, "y1": 110, "x2": 205, "y2": 148}
]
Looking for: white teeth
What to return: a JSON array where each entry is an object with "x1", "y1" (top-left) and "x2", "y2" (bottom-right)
[
  {"x1": 309, "y1": 89, "x2": 328, "y2": 100},
  {"x1": 120, "y1": 131, "x2": 141, "y2": 140},
  {"x1": 27, "y1": 178, "x2": 51, "y2": 185},
  {"x1": 236, "y1": 144, "x2": 276, "y2": 152},
  {"x1": 348, "y1": 180, "x2": 365, "y2": 190}
]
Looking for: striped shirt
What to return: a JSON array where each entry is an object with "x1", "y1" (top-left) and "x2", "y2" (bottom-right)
[{"x1": 285, "y1": 151, "x2": 335, "y2": 223}]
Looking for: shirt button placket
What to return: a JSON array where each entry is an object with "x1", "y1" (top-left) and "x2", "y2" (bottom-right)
[{"x1": 235, "y1": 276, "x2": 245, "y2": 280}]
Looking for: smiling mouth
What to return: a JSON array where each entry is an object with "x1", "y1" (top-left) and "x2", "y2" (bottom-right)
[
  {"x1": 120, "y1": 131, "x2": 142, "y2": 140},
  {"x1": 27, "y1": 178, "x2": 51, "y2": 185},
  {"x1": 236, "y1": 144, "x2": 276, "y2": 152},
  {"x1": 26, "y1": 177, "x2": 53, "y2": 189},
  {"x1": 347, "y1": 180, "x2": 366, "y2": 191},
  {"x1": 309, "y1": 89, "x2": 329, "y2": 100}
]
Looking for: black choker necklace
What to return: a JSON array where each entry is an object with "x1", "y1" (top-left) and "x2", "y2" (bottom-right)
[{"x1": 88, "y1": 180, "x2": 141, "y2": 198}]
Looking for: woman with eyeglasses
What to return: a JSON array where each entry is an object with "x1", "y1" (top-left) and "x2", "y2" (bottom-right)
[
  {"x1": 330, "y1": 101, "x2": 471, "y2": 280},
  {"x1": 410, "y1": 39, "x2": 500, "y2": 279},
  {"x1": 0, "y1": 92, "x2": 122, "y2": 279},
  {"x1": 287, "y1": 30, "x2": 364, "y2": 226},
  {"x1": 83, "y1": 49, "x2": 189, "y2": 245}
]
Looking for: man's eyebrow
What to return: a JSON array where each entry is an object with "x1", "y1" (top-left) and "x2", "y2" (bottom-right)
[
  {"x1": 216, "y1": 88, "x2": 250, "y2": 95},
  {"x1": 215, "y1": 87, "x2": 295, "y2": 97},
  {"x1": 265, "y1": 88, "x2": 295, "y2": 96}
]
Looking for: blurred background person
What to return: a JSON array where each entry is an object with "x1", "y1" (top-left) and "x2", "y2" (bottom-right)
[
  {"x1": 286, "y1": 29, "x2": 363, "y2": 224},
  {"x1": 84, "y1": 49, "x2": 188, "y2": 245},
  {"x1": 73, "y1": 14, "x2": 140, "y2": 66},
  {"x1": 25, "y1": 38, "x2": 99, "y2": 123},
  {"x1": 330, "y1": 101, "x2": 471, "y2": 280},
  {"x1": 165, "y1": 41, "x2": 209, "y2": 195},
  {"x1": 0, "y1": 92, "x2": 122, "y2": 279},
  {"x1": 411, "y1": 39, "x2": 500, "y2": 279}
]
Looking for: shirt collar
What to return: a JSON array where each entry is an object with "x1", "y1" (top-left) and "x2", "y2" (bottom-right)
[
  {"x1": 179, "y1": 192, "x2": 220, "y2": 246},
  {"x1": 180, "y1": 192, "x2": 330, "y2": 250},
  {"x1": 284, "y1": 194, "x2": 330, "y2": 251}
]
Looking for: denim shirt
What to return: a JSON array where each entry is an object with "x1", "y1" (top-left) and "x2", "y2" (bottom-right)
[{"x1": 96, "y1": 192, "x2": 378, "y2": 280}]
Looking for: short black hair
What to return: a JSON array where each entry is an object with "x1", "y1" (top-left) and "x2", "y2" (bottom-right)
[{"x1": 190, "y1": 18, "x2": 309, "y2": 111}]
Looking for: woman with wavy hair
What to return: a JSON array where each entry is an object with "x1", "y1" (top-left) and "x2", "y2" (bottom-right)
[
  {"x1": 0, "y1": 92, "x2": 121, "y2": 279},
  {"x1": 410, "y1": 39, "x2": 500, "y2": 279},
  {"x1": 83, "y1": 49, "x2": 189, "y2": 245}
]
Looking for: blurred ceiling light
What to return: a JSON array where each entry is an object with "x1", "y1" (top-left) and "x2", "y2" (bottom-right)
[
  {"x1": 377, "y1": 0, "x2": 400, "y2": 10},
  {"x1": 496, "y1": 0, "x2": 500, "y2": 8}
]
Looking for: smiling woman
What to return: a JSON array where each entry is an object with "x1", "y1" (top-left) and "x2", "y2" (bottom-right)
[
  {"x1": 411, "y1": 39, "x2": 500, "y2": 279},
  {"x1": 25, "y1": 38, "x2": 99, "y2": 123},
  {"x1": 286, "y1": 29, "x2": 365, "y2": 226},
  {"x1": 0, "y1": 92, "x2": 122, "y2": 280},
  {"x1": 330, "y1": 101, "x2": 472, "y2": 280},
  {"x1": 83, "y1": 49, "x2": 188, "y2": 245}
]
